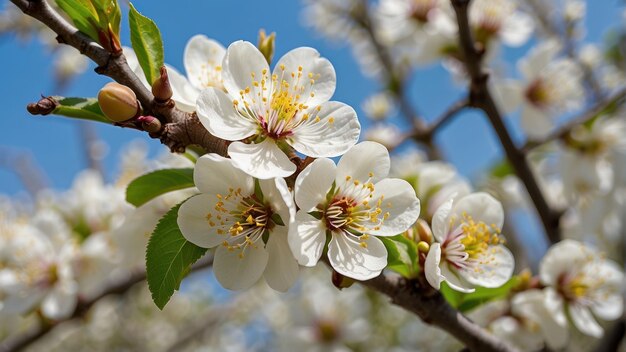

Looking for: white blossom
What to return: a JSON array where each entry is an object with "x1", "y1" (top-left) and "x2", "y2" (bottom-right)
[
  {"x1": 196, "y1": 41, "x2": 360, "y2": 179},
  {"x1": 289, "y1": 142, "x2": 421, "y2": 280}
]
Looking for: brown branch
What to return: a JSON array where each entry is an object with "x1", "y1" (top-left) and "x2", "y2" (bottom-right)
[
  {"x1": 360, "y1": 272, "x2": 518, "y2": 352},
  {"x1": 352, "y1": 0, "x2": 443, "y2": 160},
  {"x1": 10, "y1": 0, "x2": 227, "y2": 156},
  {"x1": 321, "y1": 256, "x2": 517, "y2": 352},
  {"x1": 417, "y1": 98, "x2": 469, "y2": 140},
  {"x1": 451, "y1": 0, "x2": 561, "y2": 244},
  {"x1": 0, "y1": 257, "x2": 214, "y2": 352},
  {"x1": 521, "y1": 87, "x2": 626, "y2": 153}
]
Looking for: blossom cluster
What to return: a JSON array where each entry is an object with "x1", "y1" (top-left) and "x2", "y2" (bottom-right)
[{"x1": 0, "y1": 143, "x2": 191, "y2": 325}]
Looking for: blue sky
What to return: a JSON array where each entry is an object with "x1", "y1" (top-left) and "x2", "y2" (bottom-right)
[{"x1": 0, "y1": 0, "x2": 623, "y2": 201}]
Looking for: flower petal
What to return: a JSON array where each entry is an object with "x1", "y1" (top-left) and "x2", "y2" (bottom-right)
[
  {"x1": 512, "y1": 289, "x2": 568, "y2": 350},
  {"x1": 41, "y1": 282, "x2": 78, "y2": 320},
  {"x1": 431, "y1": 197, "x2": 454, "y2": 243},
  {"x1": 460, "y1": 245, "x2": 515, "y2": 288},
  {"x1": 184, "y1": 34, "x2": 225, "y2": 90},
  {"x1": 451, "y1": 192, "x2": 504, "y2": 230},
  {"x1": 520, "y1": 103, "x2": 553, "y2": 140},
  {"x1": 264, "y1": 226, "x2": 299, "y2": 292},
  {"x1": 336, "y1": 141, "x2": 390, "y2": 184},
  {"x1": 441, "y1": 262, "x2": 475, "y2": 293},
  {"x1": 294, "y1": 158, "x2": 337, "y2": 211},
  {"x1": 570, "y1": 303, "x2": 604, "y2": 338},
  {"x1": 228, "y1": 139, "x2": 296, "y2": 179},
  {"x1": 214, "y1": 243, "x2": 269, "y2": 291},
  {"x1": 518, "y1": 40, "x2": 561, "y2": 81},
  {"x1": 196, "y1": 88, "x2": 257, "y2": 141},
  {"x1": 260, "y1": 177, "x2": 295, "y2": 227},
  {"x1": 166, "y1": 64, "x2": 199, "y2": 112},
  {"x1": 288, "y1": 211, "x2": 327, "y2": 266},
  {"x1": 368, "y1": 178, "x2": 420, "y2": 237},
  {"x1": 424, "y1": 243, "x2": 445, "y2": 290},
  {"x1": 273, "y1": 47, "x2": 336, "y2": 107},
  {"x1": 291, "y1": 101, "x2": 360, "y2": 157},
  {"x1": 500, "y1": 12, "x2": 534, "y2": 47},
  {"x1": 177, "y1": 194, "x2": 227, "y2": 248},
  {"x1": 194, "y1": 153, "x2": 253, "y2": 195},
  {"x1": 327, "y1": 233, "x2": 387, "y2": 281},
  {"x1": 539, "y1": 239, "x2": 590, "y2": 286},
  {"x1": 222, "y1": 41, "x2": 269, "y2": 96}
]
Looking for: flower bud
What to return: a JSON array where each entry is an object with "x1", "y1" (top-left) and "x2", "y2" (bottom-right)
[
  {"x1": 417, "y1": 241, "x2": 430, "y2": 253},
  {"x1": 257, "y1": 29, "x2": 275, "y2": 65},
  {"x1": 136, "y1": 115, "x2": 162, "y2": 133},
  {"x1": 151, "y1": 66, "x2": 173, "y2": 102},
  {"x1": 415, "y1": 219, "x2": 433, "y2": 244},
  {"x1": 98, "y1": 82, "x2": 139, "y2": 122},
  {"x1": 27, "y1": 96, "x2": 58, "y2": 115}
]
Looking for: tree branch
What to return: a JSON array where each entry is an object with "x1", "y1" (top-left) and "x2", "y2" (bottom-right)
[
  {"x1": 359, "y1": 272, "x2": 519, "y2": 352},
  {"x1": 451, "y1": 0, "x2": 561, "y2": 244},
  {"x1": 521, "y1": 87, "x2": 626, "y2": 153},
  {"x1": 352, "y1": 0, "x2": 443, "y2": 160},
  {"x1": 0, "y1": 257, "x2": 214, "y2": 352},
  {"x1": 10, "y1": 0, "x2": 227, "y2": 156}
]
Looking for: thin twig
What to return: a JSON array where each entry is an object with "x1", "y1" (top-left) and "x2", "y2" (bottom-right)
[
  {"x1": 0, "y1": 257, "x2": 214, "y2": 352},
  {"x1": 451, "y1": 0, "x2": 561, "y2": 244},
  {"x1": 352, "y1": 0, "x2": 442, "y2": 160},
  {"x1": 521, "y1": 87, "x2": 626, "y2": 153},
  {"x1": 417, "y1": 98, "x2": 469, "y2": 140},
  {"x1": 9, "y1": 0, "x2": 227, "y2": 156}
]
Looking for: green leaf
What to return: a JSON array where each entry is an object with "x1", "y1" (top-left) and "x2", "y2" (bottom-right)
[
  {"x1": 489, "y1": 160, "x2": 514, "y2": 179},
  {"x1": 146, "y1": 203, "x2": 208, "y2": 309},
  {"x1": 53, "y1": 97, "x2": 110, "y2": 124},
  {"x1": 381, "y1": 235, "x2": 419, "y2": 278},
  {"x1": 126, "y1": 168, "x2": 195, "y2": 207},
  {"x1": 440, "y1": 282, "x2": 464, "y2": 308},
  {"x1": 55, "y1": 0, "x2": 100, "y2": 41},
  {"x1": 439, "y1": 276, "x2": 521, "y2": 312},
  {"x1": 457, "y1": 276, "x2": 521, "y2": 312},
  {"x1": 128, "y1": 3, "x2": 164, "y2": 84}
]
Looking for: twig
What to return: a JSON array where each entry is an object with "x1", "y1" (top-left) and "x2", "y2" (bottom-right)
[
  {"x1": 0, "y1": 256, "x2": 213, "y2": 352},
  {"x1": 9, "y1": 0, "x2": 227, "y2": 156},
  {"x1": 521, "y1": 87, "x2": 626, "y2": 153},
  {"x1": 417, "y1": 98, "x2": 469, "y2": 140},
  {"x1": 0, "y1": 148, "x2": 49, "y2": 196},
  {"x1": 450, "y1": 0, "x2": 561, "y2": 244},
  {"x1": 321, "y1": 257, "x2": 518, "y2": 352},
  {"x1": 359, "y1": 272, "x2": 518, "y2": 352},
  {"x1": 352, "y1": 0, "x2": 442, "y2": 160}
]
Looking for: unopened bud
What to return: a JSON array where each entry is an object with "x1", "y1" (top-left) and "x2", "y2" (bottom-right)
[
  {"x1": 152, "y1": 66, "x2": 173, "y2": 102},
  {"x1": 415, "y1": 219, "x2": 433, "y2": 244},
  {"x1": 417, "y1": 241, "x2": 430, "y2": 253},
  {"x1": 257, "y1": 29, "x2": 275, "y2": 65},
  {"x1": 136, "y1": 115, "x2": 162, "y2": 133},
  {"x1": 331, "y1": 269, "x2": 355, "y2": 289},
  {"x1": 27, "y1": 96, "x2": 58, "y2": 115},
  {"x1": 98, "y1": 82, "x2": 139, "y2": 122}
]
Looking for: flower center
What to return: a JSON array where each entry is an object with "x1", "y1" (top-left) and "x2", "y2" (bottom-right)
[
  {"x1": 410, "y1": 0, "x2": 437, "y2": 23},
  {"x1": 558, "y1": 270, "x2": 610, "y2": 304},
  {"x1": 321, "y1": 174, "x2": 390, "y2": 248},
  {"x1": 231, "y1": 66, "x2": 332, "y2": 141},
  {"x1": 443, "y1": 213, "x2": 503, "y2": 269},
  {"x1": 525, "y1": 78, "x2": 551, "y2": 108},
  {"x1": 207, "y1": 187, "x2": 274, "y2": 257}
]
